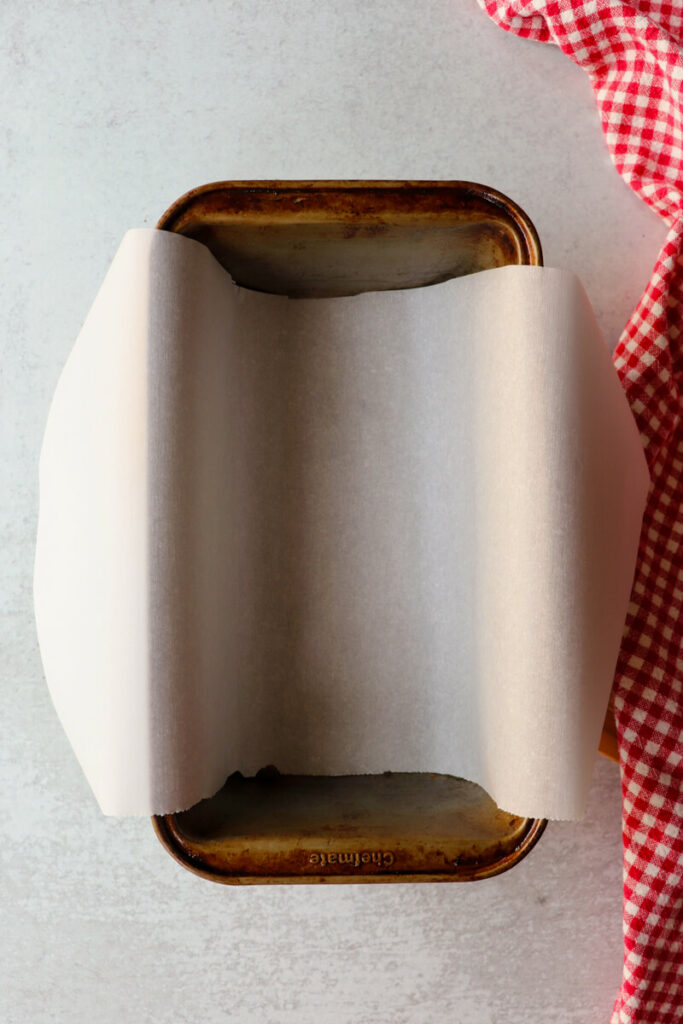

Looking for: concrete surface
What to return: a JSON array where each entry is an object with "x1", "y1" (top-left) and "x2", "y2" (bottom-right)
[{"x1": 1, "y1": 2, "x2": 665, "y2": 1021}]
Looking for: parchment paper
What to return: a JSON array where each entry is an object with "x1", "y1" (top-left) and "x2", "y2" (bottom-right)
[{"x1": 34, "y1": 229, "x2": 650, "y2": 817}]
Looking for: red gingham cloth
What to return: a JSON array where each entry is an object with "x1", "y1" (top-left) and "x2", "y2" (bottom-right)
[{"x1": 477, "y1": 2, "x2": 683, "y2": 1020}]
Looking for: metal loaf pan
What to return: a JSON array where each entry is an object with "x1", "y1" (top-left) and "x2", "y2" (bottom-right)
[{"x1": 153, "y1": 180, "x2": 547, "y2": 884}]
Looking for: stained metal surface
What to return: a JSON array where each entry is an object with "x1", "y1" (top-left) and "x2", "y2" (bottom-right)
[
  {"x1": 154, "y1": 771, "x2": 547, "y2": 885},
  {"x1": 156, "y1": 179, "x2": 543, "y2": 296}
]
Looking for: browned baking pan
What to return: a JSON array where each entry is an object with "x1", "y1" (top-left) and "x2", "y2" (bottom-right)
[
  {"x1": 152, "y1": 180, "x2": 548, "y2": 884},
  {"x1": 156, "y1": 179, "x2": 541, "y2": 297},
  {"x1": 154, "y1": 770, "x2": 547, "y2": 884}
]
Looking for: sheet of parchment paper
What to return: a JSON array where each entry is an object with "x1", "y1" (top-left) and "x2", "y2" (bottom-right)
[{"x1": 34, "y1": 229, "x2": 650, "y2": 817}]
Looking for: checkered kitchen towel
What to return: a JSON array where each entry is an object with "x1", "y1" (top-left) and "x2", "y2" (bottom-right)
[{"x1": 477, "y1": 1, "x2": 683, "y2": 1020}]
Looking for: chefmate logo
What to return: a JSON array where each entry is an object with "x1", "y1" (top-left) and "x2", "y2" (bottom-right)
[{"x1": 308, "y1": 850, "x2": 395, "y2": 869}]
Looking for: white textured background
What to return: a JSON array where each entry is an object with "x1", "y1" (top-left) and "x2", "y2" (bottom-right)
[{"x1": 1, "y1": 2, "x2": 666, "y2": 1022}]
